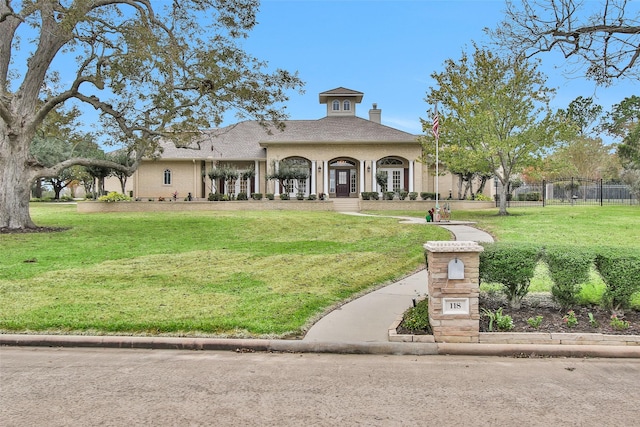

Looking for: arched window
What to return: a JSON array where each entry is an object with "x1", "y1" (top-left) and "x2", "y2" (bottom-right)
[
  {"x1": 343, "y1": 100, "x2": 350, "y2": 111},
  {"x1": 332, "y1": 100, "x2": 340, "y2": 111},
  {"x1": 379, "y1": 157, "x2": 404, "y2": 166},
  {"x1": 163, "y1": 169, "x2": 172, "y2": 185}
]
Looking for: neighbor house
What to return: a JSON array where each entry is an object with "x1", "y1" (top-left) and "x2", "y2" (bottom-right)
[{"x1": 124, "y1": 87, "x2": 458, "y2": 200}]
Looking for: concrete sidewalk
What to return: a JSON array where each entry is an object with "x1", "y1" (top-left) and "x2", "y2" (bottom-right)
[{"x1": 303, "y1": 216, "x2": 494, "y2": 343}]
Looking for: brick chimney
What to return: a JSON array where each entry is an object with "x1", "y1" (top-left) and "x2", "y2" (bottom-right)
[{"x1": 369, "y1": 103, "x2": 381, "y2": 124}]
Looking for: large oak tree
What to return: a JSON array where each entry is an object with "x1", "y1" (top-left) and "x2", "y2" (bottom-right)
[
  {"x1": 423, "y1": 45, "x2": 572, "y2": 215},
  {"x1": 1, "y1": 0, "x2": 302, "y2": 230}
]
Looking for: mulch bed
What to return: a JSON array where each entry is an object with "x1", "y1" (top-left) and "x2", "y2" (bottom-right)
[
  {"x1": 398, "y1": 293, "x2": 640, "y2": 336},
  {"x1": 479, "y1": 293, "x2": 640, "y2": 335}
]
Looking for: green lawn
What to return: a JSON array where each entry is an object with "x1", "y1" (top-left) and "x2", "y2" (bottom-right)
[
  {"x1": 0, "y1": 204, "x2": 449, "y2": 337},
  {"x1": 2, "y1": 204, "x2": 638, "y2": 337}
]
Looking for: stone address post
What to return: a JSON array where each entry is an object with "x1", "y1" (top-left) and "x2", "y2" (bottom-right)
[{"x1": 424, "y1": 241, "x2": 484, "y2": 343}]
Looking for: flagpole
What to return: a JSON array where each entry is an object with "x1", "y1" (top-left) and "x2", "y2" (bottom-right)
[{"x1": 433, "y1": 103, "x2": 439, "y2": 222}]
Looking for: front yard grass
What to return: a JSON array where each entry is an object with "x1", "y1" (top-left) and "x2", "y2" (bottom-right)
[{"x1": 0, "y1": 204, "x2": 450, "y2": 337}]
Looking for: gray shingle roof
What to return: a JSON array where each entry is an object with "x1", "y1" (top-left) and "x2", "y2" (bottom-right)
[{"x1": 156, "y1": 116, "x2": 418, "y2": 161}]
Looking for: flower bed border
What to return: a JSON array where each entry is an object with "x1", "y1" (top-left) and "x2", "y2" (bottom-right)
[{"x1": 389, "y1": 314, "x2": 640, "y2": 346}]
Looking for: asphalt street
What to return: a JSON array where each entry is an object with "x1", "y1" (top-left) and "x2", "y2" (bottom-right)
[{"x1": 1, "y1": 347, "x2": 639, "y2": 426}]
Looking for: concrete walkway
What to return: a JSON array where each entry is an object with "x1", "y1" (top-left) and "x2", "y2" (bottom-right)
[{"x1": 303, "y1": 215, "x2": 494, "y2": 343}]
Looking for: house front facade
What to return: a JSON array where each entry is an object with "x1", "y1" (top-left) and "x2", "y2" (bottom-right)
[{"x1": 129, "y1": 87, "x2": 448, "y2": 200}]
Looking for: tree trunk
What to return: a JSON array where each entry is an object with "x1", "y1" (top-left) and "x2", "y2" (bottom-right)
[
  {"x1": 498, "y1": 179, "x2": 509, "y2": 215},
  {"x1": 0, "y1": 136, "x2": 37, "y2": 229},
  {"x1": 32, "y1": 179, "x2": 43, "y2": 199}
]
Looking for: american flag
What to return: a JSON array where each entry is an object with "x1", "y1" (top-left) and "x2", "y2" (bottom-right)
[{"x1": 432, "y1": 113, "x2": 439, "y2": 138}]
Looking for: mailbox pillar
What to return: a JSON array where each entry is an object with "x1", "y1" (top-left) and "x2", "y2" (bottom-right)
[{"x1": 424, "y1": 241, "x2": 484, "y2": 343}]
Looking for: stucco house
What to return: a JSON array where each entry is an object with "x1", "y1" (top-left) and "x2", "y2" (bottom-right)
[{"x1": 127, "y1": 87, "x2": 447, "y2": 200}]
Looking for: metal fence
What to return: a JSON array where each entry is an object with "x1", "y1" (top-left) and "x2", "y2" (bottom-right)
[{"x1": 495, "y1": 178, "x2": 637, "y2": 207}]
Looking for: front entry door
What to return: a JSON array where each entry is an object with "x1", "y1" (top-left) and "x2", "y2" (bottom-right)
[{"x1": 336, "y1": 170, "x2": 350, "y2": 197}]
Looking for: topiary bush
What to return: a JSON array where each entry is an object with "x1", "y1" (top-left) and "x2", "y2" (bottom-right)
[
  {"x1": 251, "y1": 193, "x2": 263, "y2": 200},
  {"x1": 595, "y1": 250, "x2": 640, "y2": 312},
  {"x1": 480, "y1": 243, "x2": 542, "y2": 309},
  {"x1": 409, "y1": 192, "x2": 418, "y2": 200},
  {"x1": 98, "y1": 192, "x2": 131, "y2": 203},
  {"x1": 543, "y1": 246, "x2": 593, "y2": 309},
  {"x1": 236, "y1": 192, "x2": 248, "y2": 201},
  {"x1": 420, "y1": 192, "x2": 439, "y2": 200}
]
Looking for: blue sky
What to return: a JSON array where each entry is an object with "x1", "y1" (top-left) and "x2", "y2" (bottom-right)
[
  {"x1": 235, "y1": 0, "x2": 638, "y2": 136},
  {"x1": 11, "y1": 0, "x2": 637, "y2": 141}
]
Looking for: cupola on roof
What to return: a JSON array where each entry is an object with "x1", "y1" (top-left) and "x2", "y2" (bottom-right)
[{"x1": 318, "y1": 87, "x2": 364, "y2": 104}]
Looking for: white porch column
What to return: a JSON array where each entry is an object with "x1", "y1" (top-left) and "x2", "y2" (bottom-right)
[
  {"x1": 193, "y1": 159, "x2": 198, "y2": 199},
  {"x1": 359, "y1": 160, "x2": 365, "y2": 196},
  {"x1": 254, "y1": 160, "x2": 260, "y2": 194},
  {"x1": 323, "y1": 161, "x2": 328, "y2": 195},
  {"x1": 371, "y1": 161, "x2": 378, "y2": 195},
  {"x1": 311, "y1": 160, "x2": 317, "y2": 195},
  {"x1": 408, "y1": 160, "x2": 414, "y2": 193},
  {"x1": 273, "y1": 160, "x2": 280, "y2": 196}
]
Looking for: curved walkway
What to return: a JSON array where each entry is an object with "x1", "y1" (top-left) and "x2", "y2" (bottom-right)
[{"x1": 303, "y1": 215, "x2": 493, "y2": 343}]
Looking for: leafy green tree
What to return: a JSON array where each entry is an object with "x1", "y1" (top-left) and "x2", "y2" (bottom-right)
[
  {"x1": 548, "y1": 97, "x2": 611, "y2": 181},
  {"x1": 29, "y1": 106, "x2": 105, "y2": 199},
  {"x1": 108, "y1": 150, "x2": 136, "y2": 195},
  {"x1": 423, "y1": 45, "x2": 571, "y2": 215},
  {"x1": 604, "y1": 96, "x2": 640, "y2": 199},
  {"x1": 491, "y1": 0, "x2": 640, "y2": 84},
  {"x1": 268, "y1": 159, "x2": 309, "y2": 195},
  {"x1": 1, "y1": 0, "x2": 303, "y2": 230}
]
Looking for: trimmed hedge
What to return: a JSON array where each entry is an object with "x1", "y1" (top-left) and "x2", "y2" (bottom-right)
[
  {"x1": 544, "y1": 246, "x2": 593, "y2": 309},
  {"x1": 595, "y1": 251, "x2": 640, "y2": 311},
  {"x1": 479, "y1": 243, "x2": 542, "y2": 309},
  {"x1": 479, "y1": 243, "x2": 640, "y2": 312}
]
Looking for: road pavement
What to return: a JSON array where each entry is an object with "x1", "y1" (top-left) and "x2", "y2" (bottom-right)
[{"x1": 1, "y1": 347, "x2": 639, "y2": 426}]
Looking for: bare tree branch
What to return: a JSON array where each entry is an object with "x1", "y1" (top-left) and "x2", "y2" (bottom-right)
[{"x1": 489, "y1": 0, "x2": 640, "y2": 85}]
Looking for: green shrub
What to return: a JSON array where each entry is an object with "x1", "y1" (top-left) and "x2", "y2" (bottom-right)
[
  {"x1": 251, "y1": 193, "x2": 263, "y2": 200},
  {"x1": 480, "y1": 243, "x2": 541, "y2": 309},
  {"x1": 360, "y1": 192, "x2": 371, "y2": 200},
  {"x1": 296, "y1": 192, "x2": 304, "y2": 200},
  {"x1": 399, "y1": 191, "x2": 408, "y2": 200},
  {"x1": 98, "y1": 192, "x2": 131, "y2": 203},
  {"x1": 307, "y1": 194, "x2": 317, "y2": 200},
  {"x1": 208, "y1": 192, "x2": 224, "y2": 201},
  {"x1": 420, "y1": 192, "x2": 439, "y2": 200},
  {"x1": 401, "y1": 299, "x2": 431, "y2": 333},
  {"x1": 384, "y1": 191, "x2": 395, "y2": 200},
  {"x1": 595, "y1": 251, "x2": 640, "y2": 311},
  {"x1": 409, "y1": 192, "x2": 418, "y2": 200},
  {"x1": 369, "y1": 192, "x2": 380, "y2": 200},
  {"x1": 544, "y1": 246, "x2": 593, "y2": 309},
  {"x1": 475, "y1": 194, "x2": 491, "y2": 201},
  {"x1": 266, "y1": 193, "x2": 274, "y2": 200},
  {"x1": 280, "y1": 193, "x2": 290, "y2": 200},
  {"x1": 236, "y1": 192, "x2": 248, "y2": 201}
]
